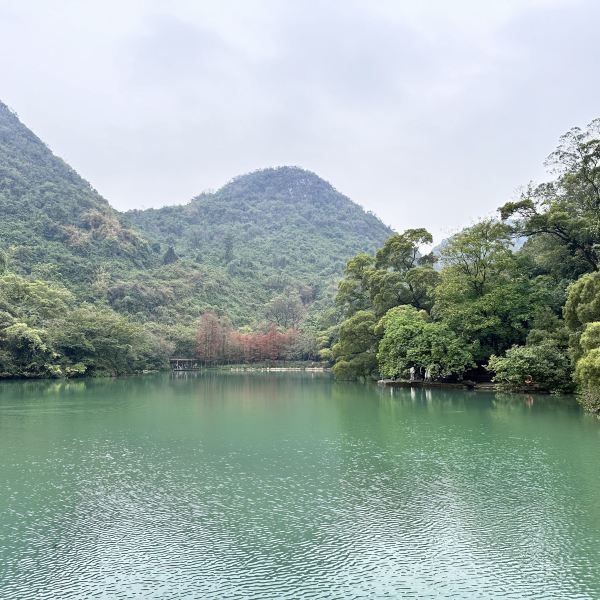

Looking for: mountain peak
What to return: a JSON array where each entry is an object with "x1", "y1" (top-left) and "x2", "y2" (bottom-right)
[
  {"x1": 215, "y1": 166, "x2": 335, "y2": 201},
  {"x1": 128, "y1": 164, "x2": 394, "y2": 315},
  {"x1": 0, "y1": 99, "x2": 394, "y2": 326},
  {"x1": 229, "y1": 165, "x2": 324, "y2": 183}
]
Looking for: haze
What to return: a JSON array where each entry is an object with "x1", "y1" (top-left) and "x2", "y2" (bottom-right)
[{"x1": 1, "y1": 0, "x2": 598, "y2": 242}]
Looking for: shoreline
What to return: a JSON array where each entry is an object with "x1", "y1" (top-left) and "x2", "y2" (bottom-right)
[
  {"x1": 226, "y1": 366, "x2": 330, "y2": 372},
  {"x1": 378, "y1": 379, "x2": 497, "y2": 391}
]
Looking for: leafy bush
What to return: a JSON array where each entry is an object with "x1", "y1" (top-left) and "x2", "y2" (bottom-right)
[
  {"x1": 579, "y1": 322, "x2": 600, "y2": 355},
  {"x1": 577, "y1": 387, "x2": 600, "y2": 414},
  {"x1": 575, "y1": 348, "x2": 600, "y2": 387},
  {"x1": 331, "y1": 355, "x2": 377, "y2": 380},
  {"x1": 487, "y1": 342, "x2": 574, "y2": 393},
  {"x1": 574, "y1": 322, "x2": 600, "y2": 413},
  {"x1": 564, "y1": 272, "x2": 600, "y2": 331},
  {"x1": 50, "y1": 305, "x2": 169, "y2": 376}
]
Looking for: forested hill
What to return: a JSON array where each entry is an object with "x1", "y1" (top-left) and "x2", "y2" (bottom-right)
[
  {"x1": 0, "y1": 101, "x2": 152, "y2": 286},
  {"x1": 0, "y1": 101, "x2": 393, "y2": 328},
  {"x1": 128, "y1": 166, "x2": 392, "y2": 292}
]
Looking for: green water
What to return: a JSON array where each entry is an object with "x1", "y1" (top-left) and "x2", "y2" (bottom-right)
[{"x1": 0, "y1": 373, "x2": 599, "y2": 599}]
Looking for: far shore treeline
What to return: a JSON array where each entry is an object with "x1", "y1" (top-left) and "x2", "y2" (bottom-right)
[{"x1": 0, "y1": 100, "x2": 599, "y2": 412}]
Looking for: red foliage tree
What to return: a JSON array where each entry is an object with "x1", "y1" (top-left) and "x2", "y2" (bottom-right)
[{"x1": 196, "y1": 314, "x2": 299, "y2": 364}]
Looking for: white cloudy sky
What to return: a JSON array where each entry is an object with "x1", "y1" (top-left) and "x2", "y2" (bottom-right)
[{"x1": 1, "y1": 0, "x2": 599, "y2": 241}]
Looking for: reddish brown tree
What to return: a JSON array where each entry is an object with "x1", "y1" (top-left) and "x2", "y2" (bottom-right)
[
  {"x1": 196, "y1": 312, "x2": 228, "y2": 364},
  {"x1": 196, "y1": 316, "x2": 301, "y2": 364}
]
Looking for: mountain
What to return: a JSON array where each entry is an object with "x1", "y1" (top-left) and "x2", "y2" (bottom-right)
[
  {"x1": 125, "y1": 166, "x2": 393, "y2": 325},
  {"x1": 0, "y1": 102, "x2": 393, "y2": 327},
  {"x1": 0, "y1": 101, "x2": 152, "y2": 289},
  {"x1": 129, "y1": 167, "x2": 390, "y2": 276}
]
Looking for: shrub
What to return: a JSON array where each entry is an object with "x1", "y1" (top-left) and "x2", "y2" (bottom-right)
[
  {"x1": 577, "y1": 387, "x2": 600, "y2": 414},
  {"x1": 574, "y1": 322, "x2": 600, "y2": 413},
  {"x1": 487, "y1": 342, "x2": 574, "y2": 393},
  {"x1": 331, "y1": 354, "x2": 377, "y2": 380}
]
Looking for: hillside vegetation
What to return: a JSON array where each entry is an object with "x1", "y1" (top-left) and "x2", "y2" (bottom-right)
[
  {"x1": 127, "y1": 166, "x2": 392, "y2": 324},
  {"x1": 0, "y1": 102, "x2": 152, "y2": 288},
  {"x1": 0, "y1": 101, "x2": 392, "y2": 376}
]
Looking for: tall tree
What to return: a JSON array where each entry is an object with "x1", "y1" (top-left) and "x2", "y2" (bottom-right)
[
  {"x1": 331, "y1": 310, "x2": 379, "y2": 379},
  {"x1": 196, "y1": 312, "x2": 228, "y2": 364},
  {"x1": 372, "y1": 229, "x2": 438, "y2": 313},
  {"x1": 377, "y1": 305, "x2": 474, "y2": 380},
  {"x1": 433, "y1": 220, "x2": 541, "y2": 361},
  {"x1": 563, "y1": 271, "x2": 600, "y2": 360},
  {"x1": 336, "y1": 253, "x2": 375, "y2": 317},
  {"x1": 500, "y1": 118, "x2": 600, "y2": 272},
  {"x1": 265, "y1": 292, "x2": 305, "y2": 329},
  {"x1": 336, "y1": 229, "x2": 438, "y2": 321}
]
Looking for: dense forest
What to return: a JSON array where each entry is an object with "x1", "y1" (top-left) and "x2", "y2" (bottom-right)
[
  {"x1": 327, "y1": 119, "x2": 600, "y2": 412},
  {"x1": 0, "y1": 101, "x2": 389, "y2": 377},
  {"x1": 1, "y1": 99, "x2": 599, "y2": 412}
]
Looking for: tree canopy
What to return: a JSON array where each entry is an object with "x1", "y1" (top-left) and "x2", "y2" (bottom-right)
[
  {"x1": 500, "y1": 118, "x2": 600, "y2": 272},
  {"x1": 328, "y1": 119, "x2": 600, "y2": 408},
  {"x1": 377, "y1": 305, "x2": 473, "y2": 380}
]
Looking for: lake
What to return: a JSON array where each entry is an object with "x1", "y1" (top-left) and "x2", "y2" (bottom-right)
[{"x1": 1, "y1": 373, "x2": 599, "y2": 599}]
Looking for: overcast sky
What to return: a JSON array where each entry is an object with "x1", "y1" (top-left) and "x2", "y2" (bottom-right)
[{"x1": 1, "y1": 0, "x2": 599, "y2": 242}]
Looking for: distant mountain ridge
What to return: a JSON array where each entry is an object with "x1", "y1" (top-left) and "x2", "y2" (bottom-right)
[{"x1": 0, "y1": 101, "x2": 394, "y2": 326}]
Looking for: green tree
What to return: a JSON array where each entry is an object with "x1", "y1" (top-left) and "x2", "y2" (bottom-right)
[
  {"x1": 223, "y1": 234, "x2": 234, "y2": 264},
  {"x1": 500, "y1": 118, "x2": 600, "y2": 272},
  {"x1": 525, "y1": 305, "x2": 570, "y2": 348},
  {"x1": 580, "y1": 321, "x2": 600, "y2": 355},
  {"x1": 336, "y1": 229, "x2": 438, "y2": 320},
  {"x1": 563, "y1": 272, "x2": 600, "y2": 331},
  {"x1": 574, "y1": 322, "x2": 600, "y2": 413},
  {"x1": 433, "y1": 220, "x2": 539, "y2": 362},
  {"x1": 265, "y1": 292, "x2": 305, "y2": 328},
  {"x1": 50, "y1": 305, "x2": 163, "y2": 376},
  {"x1": 563, "y1": 271, "x2": 600, "y2": 362},
  {"x1": 162, "y1": 246, "x2": 178, "y2": 265},
  {"x1": 0, "y1": 273, "x2": 73, "y2": 323},
  {"x1": 377, "y1": 305, "x2": 474, "y2": 380},
  {"x1": 0, "y1": 274, "x2": 75, "y2": 377},
  {"x1": 336, "y1": 253, "x2": 375, "y2": 317},
  {"x1": 372, "y1": 229, "x2": 438, "y2": 313},
  {"x1": 331, "y1": 310, "x2": 379, "y2": 379},
  {"x1": 562, "y1": 273, "x2": 600, "y2": 412},
  {"x1": 375, "y1": 228, "x2": 435, "y2": 271},
  {"x1": 517, "y1": 233, "x2": 590, "y2": 284},
  {"x1": 0, "y1": 321, "x2": 59, "y2": 377}
]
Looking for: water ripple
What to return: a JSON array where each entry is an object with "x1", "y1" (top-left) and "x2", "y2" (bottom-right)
[{"x1": 0, "y1": 374, "x2": 598, "y2": 598}]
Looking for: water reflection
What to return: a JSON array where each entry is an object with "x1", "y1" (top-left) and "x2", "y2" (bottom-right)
[{"x1": 0, "y1": 373, "x2": 598, "y2": 598}]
